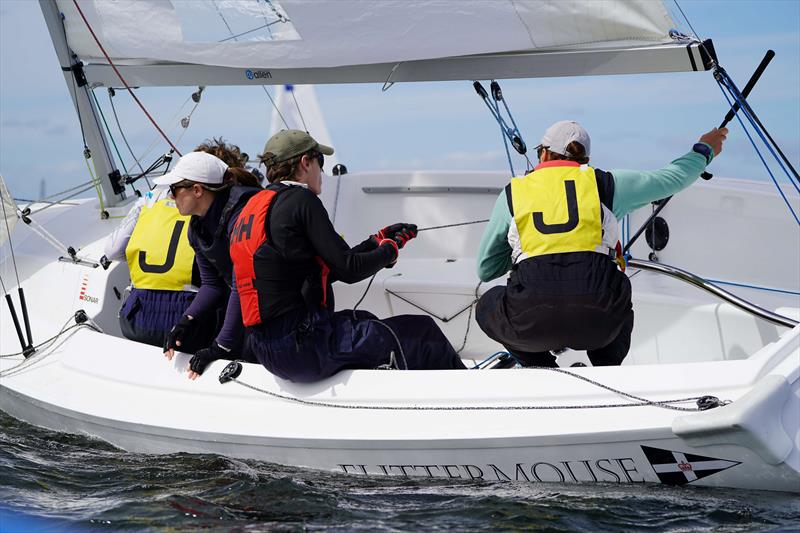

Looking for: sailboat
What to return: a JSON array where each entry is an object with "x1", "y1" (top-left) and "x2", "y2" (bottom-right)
[{"x1": 1, "y1": 0, "x2": 798, "y2": 493}]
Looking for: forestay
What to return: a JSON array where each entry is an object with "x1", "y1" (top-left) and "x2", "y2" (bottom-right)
[{"x1": 52, "y1": 0, "x2": 713, "y2": 86}]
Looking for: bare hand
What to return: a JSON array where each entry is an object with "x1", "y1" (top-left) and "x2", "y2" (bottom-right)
[{"x1": 698, "y1": 127, "x2": 728, "y2": 158}]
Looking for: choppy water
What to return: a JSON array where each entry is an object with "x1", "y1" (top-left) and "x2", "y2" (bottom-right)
[{"x1": 0, "y1": 411, "x2": 798, "y2": 532}]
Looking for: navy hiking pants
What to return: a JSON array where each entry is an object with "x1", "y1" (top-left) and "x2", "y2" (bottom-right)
[{"x1": 248, "y1": 308, "x2": 466, "y2": 382}]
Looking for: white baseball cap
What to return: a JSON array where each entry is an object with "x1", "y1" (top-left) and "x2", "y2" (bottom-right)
[
  {"x1": 153, "y1": 151, "x2": 229, "y2": 186},
  {"x1": 539, "y1": 120, "x2": 591, "y2": 158}
]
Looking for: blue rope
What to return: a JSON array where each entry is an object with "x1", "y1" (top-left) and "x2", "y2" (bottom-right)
[
  {"x1": 490, "y1": 98, "x2": 516, "y2": 176},
  {"x1": 705, "y1": 278, "x2": 800, "y2": 297},
  {"x1": 715, "y1": 80, "x2": 800, "y2": 226},
  {"x1": 718, "y1": 76, "x2": 800, "y2": 194}
]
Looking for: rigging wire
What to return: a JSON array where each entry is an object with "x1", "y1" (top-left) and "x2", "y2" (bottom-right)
[
  {"x1": 90, "y1": 90, "x2": 133, "y2": 182},
  {"x1": 674, "y1": 0, "x2": 798, "y2": 225},
  {"x1": 289, "y1": 86, "x2": 309, "y2": 132},
  {"x1": 28, "y1": 183, "x2": 98, "y2": 217},
  {"x1": 672, "y1": 1, "x2": 704, "y2": 47},
  {"x1": 0, "y1": 188, "x2": 22, "y2": 289},
  {"x1": 715, "y1": 81, "x2": 800, "y2": 225},
  {"x1": 718, "y1": 71, "x2": 800, "y2": 188},
  {"x1": 70, "y1": 0, "x2": 181, "y2": 156},
  {"x1": 126, "y1": 94, "x2": 192, "y2": 171},
  {"x1": 107, "y1": 88, "x2": 148, "y2": 179}
]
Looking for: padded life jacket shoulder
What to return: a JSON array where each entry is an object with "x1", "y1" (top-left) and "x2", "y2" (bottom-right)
[{"x1": 188, "y1": 185, "x2": 261, "y2": 286}]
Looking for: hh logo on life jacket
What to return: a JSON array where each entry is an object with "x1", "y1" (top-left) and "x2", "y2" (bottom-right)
[
  {"x1": 533, "y1": 180, "x2": 579, "y2": 234},
  {"x1": 231, "y1": 214, "x2": 255, "y2": 244}
]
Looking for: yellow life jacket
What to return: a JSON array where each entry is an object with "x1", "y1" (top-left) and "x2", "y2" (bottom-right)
[
  {"x1": 126, "y1": 198, "x2": 195, "y2": 291},
  {"x1": 510, "y1": 161, "x2": 603, "y2": 259}
]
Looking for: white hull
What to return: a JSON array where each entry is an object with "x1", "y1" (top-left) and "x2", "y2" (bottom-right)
[{"x1": 1, "y1": 175, "x2": 799, "y2": 493}]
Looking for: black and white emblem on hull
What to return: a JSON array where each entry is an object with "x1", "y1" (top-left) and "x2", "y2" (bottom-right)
[{"x1": 641, "y1": 445, "x2": 741, "y2": 485}]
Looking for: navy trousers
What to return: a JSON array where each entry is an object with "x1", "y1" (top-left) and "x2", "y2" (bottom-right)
[
  {"x1": 247, "y1": 308, "x2": 466, "y2": 382},
  {"x1": 119, "y1": 288, "x2": 217, "y2": 353}
]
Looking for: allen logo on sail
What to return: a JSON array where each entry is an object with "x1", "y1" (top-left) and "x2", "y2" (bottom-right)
[{"x1": 245, "y1": 69, "x2": 272, "y2": 80}]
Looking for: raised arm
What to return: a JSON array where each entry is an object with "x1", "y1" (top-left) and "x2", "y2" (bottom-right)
[{"x1": 612, "y1": 128, "x2": 728, "y2": 219}]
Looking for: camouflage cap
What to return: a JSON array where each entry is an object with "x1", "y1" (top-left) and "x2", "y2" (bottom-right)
[{"x1": 262, "y1": 129, "x2": 334, "y2": 165}]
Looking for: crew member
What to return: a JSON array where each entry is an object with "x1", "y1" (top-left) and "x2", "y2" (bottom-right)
[
  {"x1": 155, "y1": 151, "x2": 262, "y2": 379},
  {"x1": 476, "y1": 120, "x2": 728, "y2": 367},
  {"x1": 229, "y1": 129, "x2": 466, "y2": 382},
  {"x1": 104, "y1": 139, "x2": 249, "y2": 351}
]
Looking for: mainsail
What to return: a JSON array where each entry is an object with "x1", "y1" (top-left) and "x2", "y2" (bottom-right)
[{"x1": 50, "y1": 0, "x2": 712, "y2": 86}]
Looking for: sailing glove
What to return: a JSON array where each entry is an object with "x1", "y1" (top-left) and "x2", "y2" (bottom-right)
[
  {"x1": 163, "y1": 314, "x2": 195, "y2": 353},
  {"x1": 373, "y1": 223, "x2": 418, "y2": 249},
  {"x1": 188, "y1": 341, "x2": 232, "y2": 375}
]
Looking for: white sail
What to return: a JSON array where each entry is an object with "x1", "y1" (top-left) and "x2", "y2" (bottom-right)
[
  {"x1": 51, "y1": 0, "x2": 709, "y2": 85},
  {"x1": 269, "y1": 84, "x2": 343, "y2": 220}
]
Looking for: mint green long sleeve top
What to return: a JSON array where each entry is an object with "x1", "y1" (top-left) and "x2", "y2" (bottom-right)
[{"x1": 476, "y1": 146, "x2": 713, "y2": 282}]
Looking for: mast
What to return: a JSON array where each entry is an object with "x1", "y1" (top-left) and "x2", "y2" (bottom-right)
[{"x1": 39, "y1": 0, "x2": 125, "y2": 208}]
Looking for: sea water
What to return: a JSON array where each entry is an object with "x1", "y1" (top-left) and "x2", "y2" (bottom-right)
[{"x1": 1, "y1": 411, "x2": 798, "y2": 532}]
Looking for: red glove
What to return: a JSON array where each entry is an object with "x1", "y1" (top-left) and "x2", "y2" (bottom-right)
[
  {"x1": 378, "y1": 237, "x2": 399, "y2": 256},
  {"x1": 373, "y1": 223, "x2": 418, "y2": 249}
]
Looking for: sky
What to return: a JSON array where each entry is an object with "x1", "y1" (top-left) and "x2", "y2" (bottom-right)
[{"x1": 0, "y1": 0, "x2": 798, "y2": 201}]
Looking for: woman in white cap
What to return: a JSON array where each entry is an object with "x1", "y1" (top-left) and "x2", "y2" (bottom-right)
[
  {"x1": 103, "y1": 139, "x2": 250, "y2": 352},
  {"x1": 154, "y1": 150, "x2": 262, "y2": 379},
  {"x1": 475, "y1": 120, "x2": 728, "y2": 367}
]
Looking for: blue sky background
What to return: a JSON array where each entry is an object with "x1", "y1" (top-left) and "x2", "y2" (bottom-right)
[{"x1": 1, "y1": 0, "x2": 798, "y2": 201}]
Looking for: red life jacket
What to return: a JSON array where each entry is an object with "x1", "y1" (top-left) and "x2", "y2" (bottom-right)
[
  {"x1": 230, "y1": 185, "x2": 331, "y2": 327},
  {"x1": 230, "y1": 188, "x2": 283, "y2": 327}
]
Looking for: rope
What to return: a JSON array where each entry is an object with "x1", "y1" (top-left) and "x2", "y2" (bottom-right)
[
  {"x1": 417, "y1": 219, "x2": 489, "y2": 232},
  {"x1": 455, "y1": 281, "x2": 481, "y2": 353},
  {"x1": 228, "y1": 364, "x2": 719, "y2": 412},
  {"x1": 0, "y1": 319, "x2": 102, "y2": 378},
  {"x1": 71, "y1": 0, "x2": 181, "y2": 156},
  {"x1": 716, "y1": 68, "x2": 800, "y2": 187},
  {"x1": 721, "y1": 79, "x2": 800, "y2": 194},
  {"x1": 348, "y1": 274, "x2": 408, "y2": 370},
  {"x1": 715, "y1": 80, "x2": 800, "y2": 225}
]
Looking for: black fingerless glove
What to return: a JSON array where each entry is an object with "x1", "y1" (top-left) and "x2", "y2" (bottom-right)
[
  {"x1": 188, "y1": 341, "x2": 233, "y2": 375},
  {"x1": 164, "y1": 315, "x2": 195, "y2": 353}
]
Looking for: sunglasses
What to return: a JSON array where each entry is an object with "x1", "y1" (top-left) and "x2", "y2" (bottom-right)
[
  {"x1": 535, "y1": 144, "x2": 547, "y2": 159},
  {"x1": 168, "y1": 181, "x2": 194, "y2": 197}
]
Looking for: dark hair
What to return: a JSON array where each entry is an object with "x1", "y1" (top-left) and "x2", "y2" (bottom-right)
[
  {"x1": 223, "y1": 167, "x2": 262, "y2": 188},
  {"x1": 260, "y1": 150, "x2": 316, "y2": 184},
  {"x1": 545, "y1": 141, "x2": 590, "y2": 165},
  {"x1": 194, "y1": 137, "x2": 247, "y2": 168}
]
